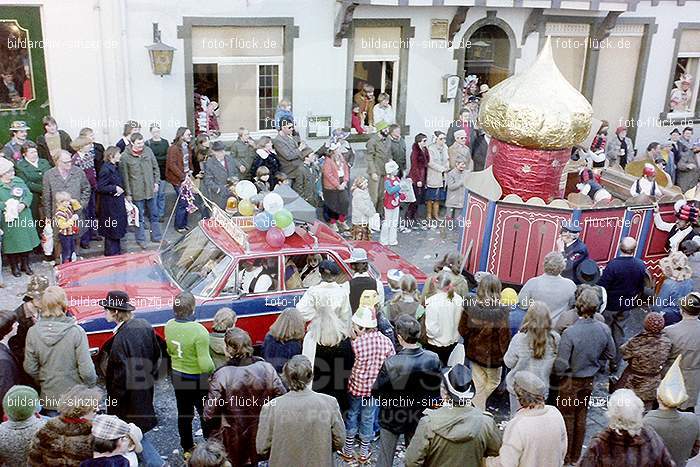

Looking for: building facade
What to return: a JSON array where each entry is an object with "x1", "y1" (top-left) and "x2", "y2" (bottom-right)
[{"x1": 1, "y1": 0, "x2": 698, "y2": 151}]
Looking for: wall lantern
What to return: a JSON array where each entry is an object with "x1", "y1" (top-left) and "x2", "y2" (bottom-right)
[{"x1": 146, "y1": 23, "x2": 176, "y2": 77}]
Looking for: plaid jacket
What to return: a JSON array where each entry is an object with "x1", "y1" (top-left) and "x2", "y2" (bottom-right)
[{"x1": 349, "y1": 330, "x2": 395, "y2": 397}]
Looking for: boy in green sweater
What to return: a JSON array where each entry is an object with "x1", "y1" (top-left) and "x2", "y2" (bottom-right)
[{"x1": 164, "y1": 291, "x2": 215, "y2": 457}]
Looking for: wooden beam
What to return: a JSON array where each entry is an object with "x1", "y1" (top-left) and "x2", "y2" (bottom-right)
[
  {"x1": 592, "y1": 10, "x2": 622, "y2": 42},
  {"x1": 449, "y1": 6, "x2": 470, "y2": 44},
  {"x1": 334, "y1": 0, "x2": 359, "y2": 47},
  {"x1": 521, "y1": 8, "x2": 544, "y2": 46}
]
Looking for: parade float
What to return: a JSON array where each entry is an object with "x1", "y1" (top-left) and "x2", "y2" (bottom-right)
[{"x1": 458, "y1": 38, "x2": 684, "y2": 287}]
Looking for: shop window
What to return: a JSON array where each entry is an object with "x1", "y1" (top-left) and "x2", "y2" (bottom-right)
[{"x1": 666, "y1": 29, "x2": 700, "y2": 118}]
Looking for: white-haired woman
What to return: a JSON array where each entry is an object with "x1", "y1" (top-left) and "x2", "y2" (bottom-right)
[{"x1": 578, "y1": 389, "x2": 675, "y2": 467}]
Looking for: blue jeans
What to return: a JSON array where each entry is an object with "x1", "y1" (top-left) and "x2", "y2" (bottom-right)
[
  {"x1": 134, "y1": 197, "x2": 162, "y2": 243},
  {"x1": 59, "y1": 234, "x2": 76, "y2": 263},
  {"x1": 173, "y1": 186, "x2": 189, "y2": 230},
  {"x1": 138, "y1": 433, "x2": 164, "y2": 466},
  {"x1": 156, "y1": 181, "x2": 168, "y2": 218},
  {"x1": 345, "y1": 395, "x2": 376, "y2": 442}
]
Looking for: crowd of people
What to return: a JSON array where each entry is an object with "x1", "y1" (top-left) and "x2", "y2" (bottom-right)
[
  {"x1": 0, "y1": 97, "x2": 699, "y2": 467},
  {"x1": 0, "y1": 242, "x2": 698, "y2": 466}
]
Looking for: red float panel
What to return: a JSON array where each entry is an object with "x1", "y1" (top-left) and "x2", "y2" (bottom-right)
[
  {"x1": 461, "y1": 194, "x2": 489, "y2": 273},
  {"x1": 578, "y1": 206, "x2": 627, "y2": 265}
]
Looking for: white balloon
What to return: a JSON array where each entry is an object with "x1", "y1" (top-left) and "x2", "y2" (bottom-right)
[
  {"x1": 235, "y1": 180, "x2": 257, "y2": 200},
  {"x1": 263, "y1": 192, "x2": 284, "y2": 214},
  {"x1": 282, "y1": 222, "x2": 295, "y2": 237}
]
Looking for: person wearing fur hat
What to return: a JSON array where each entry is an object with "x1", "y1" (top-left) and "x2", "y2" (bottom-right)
[
  {"x1": 653, "y1": 200, "x2": 699, "y2": 252},
  {"x1": 643, "y1": 355, "x2": 700, "y2": 467},
  {"x1": 605, "y1": 125, "x2": 634, "y2": 169},
  {"x1": 614, "y1": 312, "x2": 672, "y2": 409},
  {"x1": 321, "y1": 142, "x2": 351, "y2": 232},
  {"x1": 340, "y1": 306, "x2": 395, "y2": 464},
  {"x1": 485, "y1": 371, "x2": 567, "y2": 467},
  {"x1": 0, "y1": 156, "x2": 40, "y2": 276},
  {"x1": 405, "y1": 364, "x2": 502, "y2": 467},
  {"x1": 630, "y1": 163, "x2": 661, "y2": 198},
  {"x1": 380, "y1": 159, "x2": 403, "y2": 246},
  {"x1": 350, "y1": 177, "x2": 376, "y2": 240},
  {"x1": 0, "y1": 385, "x2": 46, "y2": 466},
  {"x1": 652, "y1": 251, "x2": 694, "y2": 325},
  {"x1": 579, "y1": 389, "x2": 675, "y2": 467},
  {"x1": 663, "y1": 292, "x2": 700, "y2": 412}
]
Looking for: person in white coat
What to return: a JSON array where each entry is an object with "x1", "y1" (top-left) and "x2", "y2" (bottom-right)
[{"x1": 425, "y1": 131, "x2": 449, "y2": 225}]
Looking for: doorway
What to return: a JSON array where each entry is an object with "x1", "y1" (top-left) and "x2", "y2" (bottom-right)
[{"x1": 464, "y1": 25, "x2": 511, "y2": 91}]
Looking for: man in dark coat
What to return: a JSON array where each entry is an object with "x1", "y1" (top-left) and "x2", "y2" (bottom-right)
[
  {"x1": 272, "y1": 120, "x2": 303, "y2": 188},
  {"x1": 373, "y1": 315, "x2": 442, "y2": 467},
  {"x1": 558, "y1": 220, "x2": 589, "y2": 284},
  {"x1": 202, "y1": 141, "x2": 238, "y2": 209},
  {"x1": 97, "y1": 148, "x2": 128, "y2": 256},
  {"x1": 0, "y1": 310, "x2": 22, "y2": 421},
  {"x1": 100, "y1": 290, "x2": 162, "y2": 464}
]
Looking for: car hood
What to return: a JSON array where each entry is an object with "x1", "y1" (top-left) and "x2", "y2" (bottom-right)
[
  {"x1": 56, "y1": 251, "x2": 180, "y2": 323},
  {"x1": 350, "y1": 241, "x2": 427, "y2": 283}
]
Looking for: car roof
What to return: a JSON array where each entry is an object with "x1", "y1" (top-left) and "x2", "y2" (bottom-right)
[{"x1": 200, "y1": 218, "x2": 355, "y2": 256}]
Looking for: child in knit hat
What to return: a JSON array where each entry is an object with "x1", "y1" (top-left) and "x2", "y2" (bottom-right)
[
  {"x1": 380, "y1": 160, "x2": 403, "y2": 246},
  {"x1": 0, "y1": 385, "x2": 46, "y2": 466}
]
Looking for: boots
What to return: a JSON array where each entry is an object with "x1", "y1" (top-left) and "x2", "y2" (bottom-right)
[
  {"x1": 426, "y1": 201, "x2": 434, "y2": 221},
  {"x1": 20, "y1": 254, "x2": 33, "y2": 275},
  {"x1": 433, "y1": 201, "x2": 442, "y2": 221},
  {"x1": 9, "y1": 254, "x2": 21, "y2": 277}
]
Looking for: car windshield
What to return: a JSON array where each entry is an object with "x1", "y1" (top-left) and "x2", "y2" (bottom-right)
[{"x1": 160, "y1": 226, "x2": 231, "y2": 295}]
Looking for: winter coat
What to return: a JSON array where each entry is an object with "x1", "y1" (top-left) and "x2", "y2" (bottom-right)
[
  {"x1": 446, "y1": 120, "x2": 471, "y2": 147},
  {"x1": 351, "y1": 188, "x2": 376, "y2": 226},
  {"x1": 209, "y1": 331, "x2": 228, "y2": 369},
  {"x1": 272, "y1": 133, "x2": 303, "y2": 180},
  {"x1": 484, "y1": 405, "x2": 567, "y2": 467},
  {"x1": 97, "y1": 162, "x2": 127, "y2": 240},
  {"x1": 503, "y1": 331, "x2": 560, "y2": 397},
  {"x1": 388, "y1": 137, "x2": 407, "y2": 175},
  {"x1": 606, "y1": 135, "x2": 634, "y2": 167},
  {"x1": 297, "y1": 281, "x2": 353, "y2": 345},
  {"x1": 424, "y1": 292, "x2": 463, "y2": 348},
  {"x1": 405, "y1": 404, "x2": 502, "y2": 467},
  {"x1": 664, "y1": 318, "x2": 700, "y2": 410},
  {"x1": 366, "y1": 134, "x2": 391, "y2": 177},
  {"x1": 203, "y1": 356, "x2": 286, "y2": 467},
  {"x1": 644, "y1": 408, "x2": 700, "y2": 467},
  {"x1": 313, "y1": 338, "x2": 355, "y2": 415},
  {"x1": 578, "y1": 426, "x2": 675, "y2": 467},
  {"x1": 27, "y1": 416, "x2": 93, "y2": 467},
  {"x1": 24, "y1": 316, "x2": 97, "y2": 410},
  {"x1": 261, "y1": 334, "x2": 302, "y2": 374},
  {"x1": 256, "y1": 388, "x2": 345, "y2": 467},
  {"x1": 0, "y1": 177, "x2": 40, "y2": 254},
  {"x1": 372, "y1": 347, "x2": 442, "y2": 435},
  {"x1": 426, "y1": 143, "x2": 449, "y2": 188},
  {"x1": 408, "y1": 143, "x2": 429, "y2": 185},
  {"x1": 203, "y1": 155, "x2": 238, "y2": 209},
  {"x1": 145, "y1": 138, "x2": 169, "y2": 181},
  {"x1": 617, "y1": 331, "x2": 672, "y2": 403},
  {"x1": 36, "y1": 130, "x2": 72, "y2": 164},
  {"x1": 15, "y1": 157, "x2": 51, "y2": 225},
  {"x1": 119, "y1": 146, "x2": 160, "y2": 201},
  {"x1": 460, "y1": 302, "x2": 511, "y2": 368},
  {"x1": 448, "y1": 142, "x2": 472, "y2": 171},
  {"x1": 0, "y1": 343, "x2": 21, "y2": 421},
  {"x1": 251, "y1": 149, "x2": 281, "y2": 185},
  {"x1": 42, "y1": 166, "x2": 91, "y2": 219},
  {"x1": 165, "y1": 142, "x2": 194, "y2": 187},
  {"x1": 445, "y1": 168, "x2": 468, "y2": 209},
  {"x1": 231, "y1": 139, "x2": 256, "y2": 177},
  {"x1": 9, "y1": 303, "x2": 35, "y2": 374},
  {"x1": 296, "y1": 163, "x2": 320, "y2": 207},
  {"x1": 104, "y1": 318, "x2": 162, "y2": 432},
  {"x1": 321, "y1": 155, "x2": 349, "y2": 191},
  {"x1": 470, "y1": 129, "x2": 489, "y2": 172},
  {"x1": 0, "y1": 416, "x2": 46, "y2": 467}
]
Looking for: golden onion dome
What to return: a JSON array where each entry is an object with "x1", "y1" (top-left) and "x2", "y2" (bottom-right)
[{"x1": 477, "y1": 37, "x2": 593, "y2": 150}]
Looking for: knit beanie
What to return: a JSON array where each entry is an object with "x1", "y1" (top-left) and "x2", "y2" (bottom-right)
[
  {"x1": 2, "y1": 385, "x2": 39, "y2": 421},
  {"x1": 643, "y1": 312, "x2": 665, "y2": 334}
]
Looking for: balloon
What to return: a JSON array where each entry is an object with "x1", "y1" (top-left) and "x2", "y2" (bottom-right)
[
  {"x1": 282, "y1": 222, "x2": 295, "y2": 237},
  {"x1": 253, "y1": 211, "x2": 274, "y2": 231},
  {"x1": 263, "y1": 192, "x2": 284, "y2": 214},
  {"x1": 273, "y1": 209, "x2": 293, "y2": 229},
  {"x1": 266, "y1": 227, "x2": 285, "y2": 248},
  {"x1": 235, "y1": 180, "x2": 257, "y2": 200},
  {"x1": 238, "y1": 199, "x2": 255, "y2": 216}
]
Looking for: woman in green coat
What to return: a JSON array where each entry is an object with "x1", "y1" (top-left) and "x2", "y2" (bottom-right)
[
  {"x1": 15, "y1": 141, "x2": 51, "y2": 238},
  {"x1": 0, "y1": 157, "x2": 40, "y2": 276}
]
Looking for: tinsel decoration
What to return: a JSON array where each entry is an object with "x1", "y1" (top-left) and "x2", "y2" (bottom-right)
[{"x1": 181, "y1": 176, "x2": 199, "y2": 214}]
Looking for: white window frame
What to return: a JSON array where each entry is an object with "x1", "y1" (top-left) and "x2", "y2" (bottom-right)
[
  {"x1": 668, "y1": 52, "x2": 700, "y2": 119},
  {"x1": 192, "y1": 56, "x2": 284, "y2": 139},
  {"x1": 353, "y1": 55, "x2": 399, "y2": 108}
]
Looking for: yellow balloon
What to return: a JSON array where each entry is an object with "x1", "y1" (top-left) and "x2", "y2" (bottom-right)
[{"x1": 239, "y1": 199, "x2": 255, "y2": 216}]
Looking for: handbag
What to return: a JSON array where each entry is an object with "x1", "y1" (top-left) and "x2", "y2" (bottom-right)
[
  {"x1": 125, "y1": 199, "x2": 140, "y2": 227},
  {"x1": 400, "y1": 177, "x2": 416, "y2": 203}
]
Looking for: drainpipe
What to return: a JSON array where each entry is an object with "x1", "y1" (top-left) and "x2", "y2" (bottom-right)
[
  {"x1": 119, "y1": 0, "x2": 133, "y2": 119},
  {"x1": 94, "y1": 0, "x2": 110, "y2": 143}
]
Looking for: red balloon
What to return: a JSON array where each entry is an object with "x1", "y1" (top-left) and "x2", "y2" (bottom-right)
[{"x1": 266, "y1": 227, "x2": 286, "y2": 248}]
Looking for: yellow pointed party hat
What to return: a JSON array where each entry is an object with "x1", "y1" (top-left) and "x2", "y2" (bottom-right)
[{"x1": 657, "y1": 355, "x2": 688, "y2": 408}]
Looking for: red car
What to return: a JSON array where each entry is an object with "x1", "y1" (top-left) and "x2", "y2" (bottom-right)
[{"x1": 55, "y1": 218, "x2": 426, "y2": 353}]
